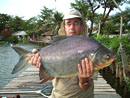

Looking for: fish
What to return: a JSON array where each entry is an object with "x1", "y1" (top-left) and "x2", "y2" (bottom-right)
[{"x1": 11, "y1": 36, "x2": 115, "y2": 83}]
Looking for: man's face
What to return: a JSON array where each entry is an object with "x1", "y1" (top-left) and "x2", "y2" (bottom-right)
[{"x1": 64, "y1": 18, "x2": 83, "y2": 36}]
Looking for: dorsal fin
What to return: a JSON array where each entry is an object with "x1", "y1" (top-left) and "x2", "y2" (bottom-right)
[{"x1": 50, "y1": 35, "x2": 68, "y2": 43}]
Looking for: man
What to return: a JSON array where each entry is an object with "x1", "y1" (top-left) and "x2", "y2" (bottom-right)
[{"x1": 29, "y1": 9, "x2": 97, "y2": 98}]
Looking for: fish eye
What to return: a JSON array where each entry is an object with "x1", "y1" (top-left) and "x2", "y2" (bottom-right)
[
  {"x1": 90, "y1": 53, "x2": 94, "y2": 56},
  {"x1": 106, "y1": 54, "x2": 110, "y2": 59}
]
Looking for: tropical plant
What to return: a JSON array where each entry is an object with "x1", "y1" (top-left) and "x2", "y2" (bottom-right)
[
  {"x1": 51, "y1": 11, "x2": 63, "y2": 34},
  {"x1": 0, "y1": 14, "x2": 11, "y2": 31},
  {"x1": 9, "y1": 16, "x2": 25, "y2": 32},
  {"x1": 71, "y1": 0, "x2": 129, "y2": 36},
  {"x1": 36, "y1": 6, "x2": 63, "y2": 35},
  {"x1": 23, "y1": 17, "x2": 39, "y2": 35}
]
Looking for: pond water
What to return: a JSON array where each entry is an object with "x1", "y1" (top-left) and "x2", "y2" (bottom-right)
[
  {"x1": 100, "y1": 70, "x2": 130, "y2": 98},
  {"x1": 0, "y1": 44, "x2": 41, "y2": 88}
]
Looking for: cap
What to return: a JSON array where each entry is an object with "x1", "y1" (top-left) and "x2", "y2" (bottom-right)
[{"x1": 63, "y1": 9, "x2": 82, "y2": 20}]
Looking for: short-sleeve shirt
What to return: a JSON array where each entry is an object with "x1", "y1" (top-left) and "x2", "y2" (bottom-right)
[{"x1": 48, "y1": 72, "x2": 98, "y2": 98}]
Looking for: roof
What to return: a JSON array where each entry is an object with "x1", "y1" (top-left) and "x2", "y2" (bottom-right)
[{"x1": 13, "y1": 31, "x2": 27, "y2": 36}]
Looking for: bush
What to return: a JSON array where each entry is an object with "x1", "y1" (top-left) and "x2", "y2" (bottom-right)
[
  {"x1": 0, "y1": 41, "x2": 6, "y2": 45},
  {"x1": 4, "y1": 36, "x2": 18, "y2": 43},
  {"x1": 93, "y1": 35, "x2": 130, "y2": 57},
  {"x1": 94, "y1": 34, "x2": 130, "y2": 90}
]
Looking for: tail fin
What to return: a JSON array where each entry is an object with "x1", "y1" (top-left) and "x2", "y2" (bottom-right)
[{"x1": 11, "y1": 46, "x2": 32, "y2": 74}]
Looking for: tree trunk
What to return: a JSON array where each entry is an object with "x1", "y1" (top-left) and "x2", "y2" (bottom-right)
[{"x1": 100, "y1": 8, "x2": 113, "y2": 34}]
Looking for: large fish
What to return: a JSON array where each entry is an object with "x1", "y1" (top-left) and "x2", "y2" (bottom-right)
[{"x1": 11, "y1": 36, "x2": 115, "y2": 83}]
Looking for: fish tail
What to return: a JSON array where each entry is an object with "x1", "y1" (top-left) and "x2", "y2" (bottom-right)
[{"x1": 11, "y1": 46, "x2": 32, "y2": 74}]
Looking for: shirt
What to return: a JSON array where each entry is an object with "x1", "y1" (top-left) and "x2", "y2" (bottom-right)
[{"x1": 48, "y1": 72, "x2": 98, "y2": 98}]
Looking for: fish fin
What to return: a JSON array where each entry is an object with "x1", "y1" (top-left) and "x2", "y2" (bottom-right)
[
  {"x1": 39, "y1": 66, "x2": 53, "y2": 84},
  {"x1": 40, "y1": 77, "x2": 54, "y2": 84},
  {"x1": 50, "y1": 35, "x2": 68, "y2": 43},
  {"x1": 49, "y1": 77, "x2": 54, "y2": 80},
  {"x1": 11, "y1": 46, "x2": 32, "y2": 74},
  {"x1": 39, "y1": 65, "x2": 51, "y2": 79},
  {"x1": 40, "y1": 79, "x2": 49, "y2": 84}
]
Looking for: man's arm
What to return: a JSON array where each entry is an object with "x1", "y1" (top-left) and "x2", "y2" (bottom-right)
[{"x1": 79, "y1": 79, "x2": 93, "y2": 91}]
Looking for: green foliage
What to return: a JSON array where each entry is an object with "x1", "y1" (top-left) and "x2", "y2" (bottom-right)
[
  {"x1": 4, "y1": 36, "x2": 18, "y2": 43},
  {"x1": 124, "y1": 77, "x2": 130, "y2": 91},
  {"x1": 0, "y1": 13, "x2": 28, "y2": 34},
  {"x1": 94, "y1": 34, "x2": 130, "y2": 87},
  {"x1": 40, "y1": 6, "x2": 54, "y2": 23},
  {"x1": 94, "y1": 34, "x2": 130, "y2": 88},
  {"x1": 0, "y1": 41, "x2": 6, "y2": 45},
  {"x1": 94, "y1": 35, "x2": 130, "y2": 55},
  {"x1": 23, "y1": 17, "x2": 39, "y2": 34},
  {"x1": 93, "y1": 34, "x2": 111, "y2": 47},
  {"x1": 9, "y1": 16, "x2": 25, "y2": 32},
  {"x1": 37, "y1": 7, "x2": 63, "y2": 34},
  {"x1": 71, "y1": 0, "x2": 89, "y2": 20},
  {"x1": 1, "y1": 1, "x2": 130, "y2": 37},
  {"x1": 0, "y1": 14, "x2": 11, "y2": 31},
  {"x1": 101, "y1": 21, "x2": 117, "y2": 34},
  {"x1": 109, "y1": 7, "x2": 130, "y2": 34},
  {"x1": 71, "y1": 0, "x2": 129, "y2": 35},
  {"x1": 120, "y1": 36, "x2": 130, "y2": 55},
  {"x1": 51, "y1": 11, "x2": 63, "y2": 34}
]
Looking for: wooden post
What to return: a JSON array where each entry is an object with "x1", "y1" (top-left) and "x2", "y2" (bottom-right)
[
  {"x1": 97, "y1": 21, "x2": 101, "y2": 38},
  {"x1": 120, "y1": 16, "x2": 123, "y2": 38},
  {"x1": 115, "y1": 62, "x2": 119, "y2": 78},
  {"x1": 112, "y1": 0, "x2": 123, "y2": 38},
  {"x1": 120, "y1": 42, "x2": 128, "y2": 78},
  {"x1": 117, "y1": 42, "x2": 128, "y2": 79}
]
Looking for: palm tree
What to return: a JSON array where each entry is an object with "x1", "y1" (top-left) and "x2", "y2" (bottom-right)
[
  {"x1": 51, "y1": 11, "x2": 63, "y2": 35},
  {"x1": 36, "y1": 6, "x2": 63, "y2": 35}
]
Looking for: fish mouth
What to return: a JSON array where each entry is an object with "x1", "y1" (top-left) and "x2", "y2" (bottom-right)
[{"x1": 94, "y1": 56, "x2": 115, "y2": 71}]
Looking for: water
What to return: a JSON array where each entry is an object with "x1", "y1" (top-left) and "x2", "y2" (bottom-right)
[
  {"x1": 100, "y1": 69, "x2": 130, "y2": 98},
  {"x1": 0, "y1": 44, "x2": 41, "y2": 88}
]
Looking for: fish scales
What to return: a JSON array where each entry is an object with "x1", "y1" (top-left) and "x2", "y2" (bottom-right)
[
  {"x1": 11, "y1": 36, "x2": 115, "y2": 83},
  {"x1": 38, "y1": 36, "x2": 113, "y2": 77}
]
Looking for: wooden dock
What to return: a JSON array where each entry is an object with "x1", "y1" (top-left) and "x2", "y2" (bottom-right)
[
  {"x1": 29, "y1": 40, "x2": 50, "y2": 46},
  {"x1": 0, "y1": 66, "x2": 122, "y2": 98}
]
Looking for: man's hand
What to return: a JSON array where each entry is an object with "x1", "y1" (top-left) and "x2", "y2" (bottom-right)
[
  {"x1": 29, "y1": 49, "x2": 41, "y2": 68},
  {"x1": 78, "y1": 58, "x2": 94, "y2": 90}
]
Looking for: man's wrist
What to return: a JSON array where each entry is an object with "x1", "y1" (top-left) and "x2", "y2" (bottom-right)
[
  {"x1": 79, "y1": 81, "x2": 89, "y2": 85},
  {"x1": 79, "y1": 79, "x2": 91, "y2": 85}
]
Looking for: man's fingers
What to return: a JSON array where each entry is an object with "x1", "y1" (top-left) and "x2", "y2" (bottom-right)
[
  {"x1": 36, "y1": 56, "x2": 42, "y2": 68},
  {"x1": 29, "y1": 56, "x2": 34, "y2": 65},
  {"x1": 82, "y1": 59, "x2": 87, "y2": 74},
  {"x1": 32, "y1": 53, "x2": 39, "y2": 64},
  {"x1": 78, "y1": 64, "x2": 82, "y2": 75},
  {"x1": 89, "y1": 61, "x2": 94, "y2": 76},
  {"x1": 78, "y1": 58, "x2": 94, "y2": 78},
  {"x1": 85, "y1": 58, "x2": 90, "y2": 75}
]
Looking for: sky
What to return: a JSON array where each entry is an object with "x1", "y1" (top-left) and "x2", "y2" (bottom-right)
[
  {"x1": 0, "y1": 0, "x2": 129, "y2": 20},
  {"x1": 0, "y1": 0, "x2": 75, "y2": 19}
]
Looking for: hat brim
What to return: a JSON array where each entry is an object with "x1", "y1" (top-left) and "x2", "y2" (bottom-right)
[{"x1": 63, "y1": 15, "x2": 81, "y2": 20}]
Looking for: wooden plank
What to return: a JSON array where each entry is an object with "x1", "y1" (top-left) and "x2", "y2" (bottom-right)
[
  {"x1": 94, "y1": 88, "x2": 116, "y2": 92},
  {"x1": 94, "y1": 94, "x2": 121, "y2": 98},
  {"x1": 0, "y1": 66, "x2": 122, "y2": 98},
  {"x1": 94, "y1": 91, "x2": 117, "y2": 94}
]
